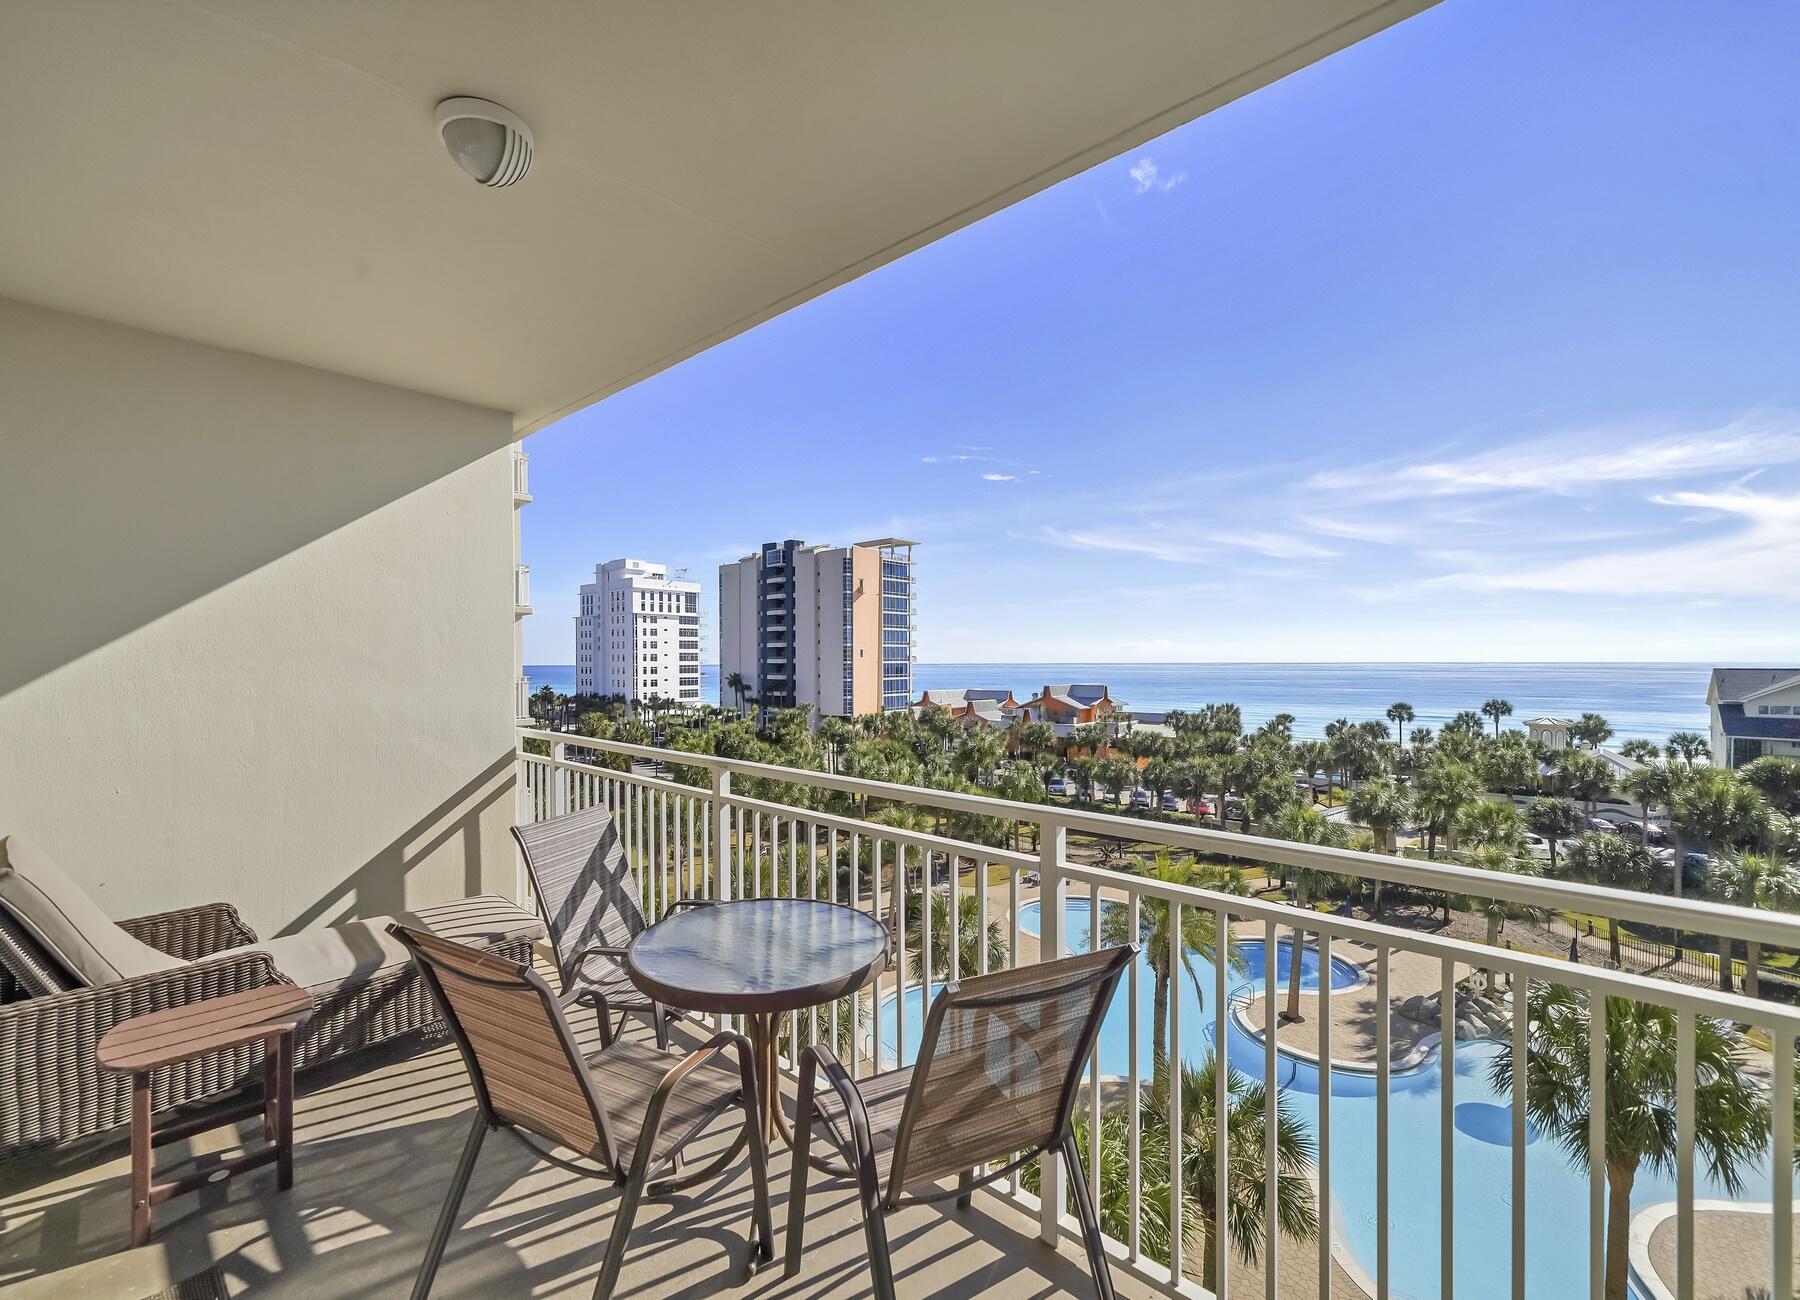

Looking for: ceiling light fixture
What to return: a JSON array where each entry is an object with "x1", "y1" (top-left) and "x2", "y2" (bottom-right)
[{"x1": 435, "y1": 97, "x2": 533, "y2": 188}]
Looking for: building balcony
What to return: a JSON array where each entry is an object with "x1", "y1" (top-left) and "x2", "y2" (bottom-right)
[
  {"x1": 514, "y1": 563, "x2": 531, "y2": 614},
  {"x1": 511, "y1": 447, "x2": 531, "y2": 503},
  {"x1": 10, "y1": 733, "x2": 1800, "y2": 1300}
]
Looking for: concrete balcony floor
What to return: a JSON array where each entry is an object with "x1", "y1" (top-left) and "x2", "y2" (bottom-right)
[{"x1": 0, "y1": 1001, "x2": 1158, "y2": 1299}]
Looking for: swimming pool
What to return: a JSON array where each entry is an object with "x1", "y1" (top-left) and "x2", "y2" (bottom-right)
[{"x1": 874, "y1": 895, "x2": 1784, "y2": 1299}]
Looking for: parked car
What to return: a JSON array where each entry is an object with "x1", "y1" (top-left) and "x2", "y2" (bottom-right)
[
  {"x1": 1130, "y1": 788, "x2": 1152, "y2": 810},
  {"x1": 1162, "y1": 791, "x2": 1180, "y2": 811},
  {"x1": 1046, "y1": 775, "x2": 1069, "y2": 796},
  {"x1": 1524, "y1": 832, "x2": 1552, "y2": 861},
  {"x1": 1191, "y1": 801, "x2": 1215, "y2": 819},
  {"x1": 1586, "y1": 816, "x2": 1625, "y2": 835}
]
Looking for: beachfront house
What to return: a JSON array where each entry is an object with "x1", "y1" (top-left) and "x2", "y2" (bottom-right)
[
  {"x1": 913, "y1": 687, "x2": 1020, "y2": 730},
  {"x1": 1526, "y1": 715, "x2": 1574, "y2": 750},
  {"x1": 1709, "y1": 667, "x2": 1800, "y2": 769},
  {"x1": 5, "y1": 8, "x2": 1798, "y2": 1300},
  {"x1": 1017, "y1": 683, "x2": 1124, "y2": 727}
]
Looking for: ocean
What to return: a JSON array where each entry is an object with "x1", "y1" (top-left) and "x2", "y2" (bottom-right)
[{"x1": 524, "y1": 662, "x2": 1711, "y2": 744}]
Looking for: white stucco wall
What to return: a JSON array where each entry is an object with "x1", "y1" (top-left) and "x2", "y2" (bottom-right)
[{"x1": 0, "y1": 297, "x2": 519, "y2": 937}]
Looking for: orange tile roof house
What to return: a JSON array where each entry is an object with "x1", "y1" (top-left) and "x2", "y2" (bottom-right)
[{"x1": 1016, "y1": 684, "x2": 1121, "y2": 726}]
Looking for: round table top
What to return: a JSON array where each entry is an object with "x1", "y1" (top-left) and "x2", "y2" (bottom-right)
[
  {"x1": 97, "y1": 984, "x2": 313, "y2": 1073},
  {"x1": 627, "y1": 899, "x2": 890, "y2": 1015}
]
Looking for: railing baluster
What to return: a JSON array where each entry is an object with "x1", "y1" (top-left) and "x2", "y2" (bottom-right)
[
  {"x1": 1588, "y1": 987, "x2": 1606, "y2": 1300},
  {"x1": 1265, "y1": 917, "x2": 1280, "y2": 1300},
  {"x1": 1128, "y1": 890, "x2": 1142, "y2": 1262},
  {"x1": 1775, "y1": 1025, "x2": 1794, "y2": 1300},
  {"x1": 949, "y1": 854, "x2": 962, "y2": 982},
  {"x1": 1377, "y1": 944, "x2": 1390, "y2": 1300},
  {"x1": 1089, "y1": 877, "x2": 1102, "y2": 1213},
  {"x1": 1168, "y1": 898, "x2": 1183, "y2": 1284},
  {"x1": 851, "y1": 831, "x2": 862, "y2": 1079},
  {"x1": 1318, "y1": 929, "x2": 1333, "y2": 1300},
  {"x1": 1676, "y1": 1008, "x2": 1696, "y2": 1300},
  {"x1": 977, "y1": 860, "x2": 990, "y2": 975},
  {"x1": 1511, "y1": 971, "x2": 1527, "y2": 1300},
  {"x1": 1216, "y1": 902, "x2": 1232, "y2": 1300},
  {"x1": 1440, "y1": 953, "x2": 1455, "y2": 1300},
  {"x1": 1009, "y1": 863, "x2": 1021, "y2": 1196},
  {"x1": 895, "y1": 839, "x2": 908, "y2": 1069},
  {"x1": 1040, "y1": 823, "x2": 1066, "y2": 1242}
]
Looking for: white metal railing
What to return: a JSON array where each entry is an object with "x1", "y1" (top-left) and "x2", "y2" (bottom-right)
[
  {"x1": 514, "y1": 563, "x2": 531, "y2": 611},
  {"x1": 512, "y1": 447, "x2": 531, "y2": 501},
  {"x1": 515, "y1": 730, "x2": 1800, "y2": 1300}
]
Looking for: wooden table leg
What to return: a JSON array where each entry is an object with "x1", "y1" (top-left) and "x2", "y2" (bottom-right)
[
  {"x1": 130, "y1": 1071, "x2": 152, "y2": 1247},
  {"x1": 275, "y1": 1029, "x2": 295, "y2": 1191},
  {"x1": 262, "y1": 1039, "x2": 277, "y2": 1142}
]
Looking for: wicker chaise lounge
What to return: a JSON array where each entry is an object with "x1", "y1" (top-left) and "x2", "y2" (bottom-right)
[{"x1": 0, "y1": 833, "x2": 544, "y2": 1157}]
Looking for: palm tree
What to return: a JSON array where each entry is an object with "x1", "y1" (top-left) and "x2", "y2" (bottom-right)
[
  {"x1": 1664, "y1": 731, "x2": 1710, "y2": 766},
  {"x1": 1266, "y1": 804, "x2": 1348, "y2": 1021},
  {"x1": 1554, "y1": 749, "x2": 1614, "y2": 815},
  {"x1": 817, "y1": 715, "x2": 853, "y2": 774},
  {"x1": 1571, "y1": 712, "x2": 1614, "y2": 751},
  {"x1": 1494, "y1": 984, "x2": 1769, "y2": 1300},
  {"x1": 900, "y1": 886, "x2": 1010, "y2": 980},
  {"x1": 1670, "y1": 766, "x2": 1766, "y2": 903},
  {"x1": 1525, "y1": 796, "x2": 1582, "y2": 872},
  {"x1": 1480, "y1": 697, "x2": 1513, "y2": 739},
  {"x1": 1156, "y1": 1051, "x2": 1317, "y2": 1294},
  {"x1": 1618, "y1": 738, "x2": 1661, "y2": 764},
  {"x1": 1096, "y1": 850, "x2": 1240, "y2": 1089},
  {"x1": 1455, "y1": 798, "x2": 1526, "y2": 854},
  {"x1": 1561, "y1": 832, "x2": 1655, "y2": 967},
  {"x1": 1414, "y1": 758, "x2": 1481, "y2": 859},
  {"x1": 1742, "y1": 755, "x2": 1800, "y2": 816},
  {"x1": 1387, "y1": 701, "x2": 1415, "y2": 753},
  {"x1": 724, "y1": 670, "x2": 748, "y2": 715},
  {"x1": 1460, "y1": 845, "x2": 1544, "y2": 990},
  {"x1": 1706, "y1": 850, "x2": 1800, "y2": 997},
  {"x1": 1345, "y1": 777, "x2": 1411, "y2": 917},
  {"x1": 1622, "y1": 763, "x2": 1677, "y2": 852},
  {"x1": 531, "y1": 683, "x2": 557, "y2": 723},
  {"x1": 1291, "y1": 740, "x2": 1330, "y2": 805}
]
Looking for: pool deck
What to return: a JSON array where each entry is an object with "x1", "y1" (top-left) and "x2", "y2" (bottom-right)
[{"x1": 1641, "y1": 1203, "x2": 1797, "y2": 1300}]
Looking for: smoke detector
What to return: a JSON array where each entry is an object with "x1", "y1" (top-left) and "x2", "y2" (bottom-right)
[{"x1": 435, "y1": 97, "x2": 533, "y2": 188}]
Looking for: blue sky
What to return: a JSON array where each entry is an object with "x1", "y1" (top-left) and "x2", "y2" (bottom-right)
[{"x1": 522, "y1": 0, "x2": 1800, "y2": 665}]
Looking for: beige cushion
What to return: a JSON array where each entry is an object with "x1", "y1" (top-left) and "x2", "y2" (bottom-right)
[
  {"x1": 223, "y1": 894, "x2": 544, "y2": 999},
  {"x1": 0, "y1": 835, "x2": 184, "y2": 986}
]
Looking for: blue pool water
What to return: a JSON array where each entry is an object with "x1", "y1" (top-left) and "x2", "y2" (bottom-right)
[{"x1": 876, "y1": 896, "x2": 1786, "y2": 1300}]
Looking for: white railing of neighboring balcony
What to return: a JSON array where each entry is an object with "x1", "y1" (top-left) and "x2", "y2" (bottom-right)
[{"x1": 516, "y1": 729, "x2": 1800, "y2": 1300}]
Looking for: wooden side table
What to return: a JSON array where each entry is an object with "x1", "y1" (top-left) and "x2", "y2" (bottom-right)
[{"x1": 97, "y1": 984, "x2": 313, "y2": 1247}]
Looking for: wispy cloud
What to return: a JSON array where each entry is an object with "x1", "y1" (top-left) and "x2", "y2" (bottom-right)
[
  {"x1": 1308, "y1": 415, "x2": 1800, "y2": 501},
  {"x1": 1431, "y1": 485, "x2": 1800, "y2": 596},
  {"x1": 1129, "y1": 156, "x2": 1185, "y2": 195},
  {"x1": 921, "y1": 453, "x2": 991, "y2": 464},
  {"x1": 982, "y1": 473, "x2": 1018, "y2": 482},
  {"x1": 1035, "y1": 526, "x2": 1334, "y2": 565}
]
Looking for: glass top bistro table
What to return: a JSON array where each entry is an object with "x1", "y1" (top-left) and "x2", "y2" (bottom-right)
[{"x1": 627, "y1": 899, "x2": 890, "y2": 1146}]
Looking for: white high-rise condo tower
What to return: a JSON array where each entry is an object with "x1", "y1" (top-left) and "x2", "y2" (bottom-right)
[
  {"x1": 718, "y1": 539, "x2": 915, "y2": 720},
  {"x1": 576, "y1": 559, "x2": 702, "y2": 705}
]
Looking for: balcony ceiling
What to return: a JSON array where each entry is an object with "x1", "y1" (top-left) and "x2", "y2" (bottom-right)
[{"x1": 0, "y1": 1, "x2": 1433, "y2": 433}]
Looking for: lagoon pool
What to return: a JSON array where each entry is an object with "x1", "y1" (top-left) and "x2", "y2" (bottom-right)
[{"x1": 876, "y1": 895, "x2": 1785, "y2": 1300}]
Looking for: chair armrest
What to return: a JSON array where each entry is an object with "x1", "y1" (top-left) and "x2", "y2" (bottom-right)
[
  {"x1": 660, "y1": 898, "x2": 714, "y2": 921},
  {"x1": 119, "y1": 902, "x2": 258, "y2": 960},
  {"x1": 0, "y1": 949, "x2": 288, "y2": 1065}
]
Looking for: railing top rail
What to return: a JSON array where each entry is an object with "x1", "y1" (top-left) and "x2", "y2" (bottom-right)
[
  {"x1": 519, "y1": 746, "x2": 1039, "y2": 869},
  {"x1": 518, "y1": 729, "x2": 1800, "y2": 950}
]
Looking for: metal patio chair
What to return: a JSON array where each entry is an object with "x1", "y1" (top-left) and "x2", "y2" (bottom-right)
[
  {"x1": 512, "y1": 804, "x2": 703, "y2": 1049},
  {"x1": 785, "y1": 943, "x2": 1136, "y2": 1300},
  {"x1": 390, "y1": 924, "x2": 771, "y2": 1300}
]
